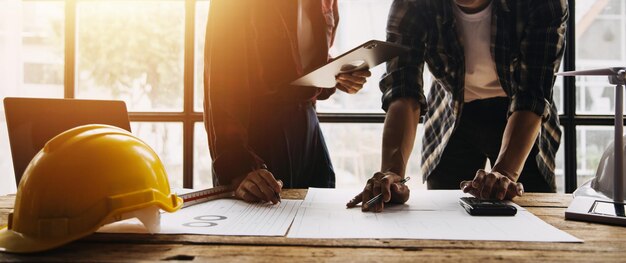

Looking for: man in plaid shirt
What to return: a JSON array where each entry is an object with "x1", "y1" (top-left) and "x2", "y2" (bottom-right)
[{"x1": 348, "y1": 0, "x2": 568, "y2": 212}]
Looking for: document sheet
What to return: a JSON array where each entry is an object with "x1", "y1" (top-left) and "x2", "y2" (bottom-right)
[
  {"x1": 98, "y1": 199, "x2": 302, "y2": 236},
  {"x1": 287, "y1": 188, "x2": 582, "y2": 242}
]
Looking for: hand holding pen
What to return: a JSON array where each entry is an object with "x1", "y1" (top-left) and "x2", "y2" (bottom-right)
[
  {"x1": 233, "y1": 163, "x2": 283, "y2": 204},
  {"x1": 346, "y1": 171, "x2": 411, "y2": 213}
]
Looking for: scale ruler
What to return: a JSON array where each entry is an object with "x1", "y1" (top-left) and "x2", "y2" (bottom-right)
[{"x1": 174, "y1": 185, "x2": 235, "y2": 208}]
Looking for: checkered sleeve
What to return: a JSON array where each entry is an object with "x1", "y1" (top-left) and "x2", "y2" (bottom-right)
[
  {"x1": 379, "y1": 0, "x2": 428, "y2": 113},
  {"x1": 510, "y1": 0, "x2": 568, "y2": 121}
]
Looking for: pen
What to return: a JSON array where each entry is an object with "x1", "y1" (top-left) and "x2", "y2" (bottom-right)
[
  {"x1": 257, "y1": 163, "x2": 281, "y2": 203},
  {"x1": 364, "y1": 177, "x2": 411, "y2": 208}
]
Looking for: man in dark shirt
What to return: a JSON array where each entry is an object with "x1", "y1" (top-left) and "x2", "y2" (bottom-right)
[
  {"x1": 347, "y1": 0, "x2": 568, "y2": 212},
  {"x1": 204, "y1": 0, "x2": 371, "y2": 203}
]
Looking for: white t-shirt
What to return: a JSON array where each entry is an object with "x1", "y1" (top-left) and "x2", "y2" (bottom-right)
[{"x1": 453, "y1": 1, "x2": 507, "y2": 102}]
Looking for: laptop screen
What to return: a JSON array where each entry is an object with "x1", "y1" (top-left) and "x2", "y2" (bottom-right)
[{"x1": 3, "y1": 97, "x2": 131, "y2": 186}]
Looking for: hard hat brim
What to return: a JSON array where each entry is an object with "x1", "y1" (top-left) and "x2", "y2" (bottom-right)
[
  {"x1": 0, "y1": 195, "x2": 183, "y2": 254},
  {"x1": 0, "y1": 226, "x2": 83, "y2": 254}
]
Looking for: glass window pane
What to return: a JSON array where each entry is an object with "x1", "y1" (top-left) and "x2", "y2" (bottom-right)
[
  {"x1": 576, "y1": 0, "x2": 626, "y2": 114},
  {"x1": 0, "y1": 1, "x2": 64, "y2": 195},
  {"x1": 316, "y1": 0, "x2": 432, "y2": 113},
  {"x1": 194, "y1": 122, "x2": 212, "y2": 189},
  {"x1": 320, "y1": 123, "x2": 426, "y2": 190},
  {"x1": 0, "y1": 1, "x2": 64, "y2": 100},
  {"x1": 555, "y1": 60, "x2": 564, "y2": 115},
  {"x1": 131, "y1": 122, "x2": 184, "y2": 189},
  {"x1": 576, "y1": 126, "x2": 613, "y2": 188},
  {"x1": 0, "y1": 121, "x2": 16, "y2": 195},
  {"x1": 317, "y1": 0, "x2": 386, "y2": 113},
  {"x1": 76, "y1": 1, "x2": 185, "y2": 112},
  {"x1": 555, "y1": 126, "x2": 565, "y2": 193},
  {"x1": 195, "y1": 1, "x2": 210, "y2": 112}
]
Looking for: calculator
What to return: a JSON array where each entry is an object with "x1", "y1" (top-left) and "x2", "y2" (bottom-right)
[{"x1": 459, "y1": 197, "x2": 517, "y2": 216}]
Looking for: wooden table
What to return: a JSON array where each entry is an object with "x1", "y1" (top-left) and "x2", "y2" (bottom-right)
[{"x1": 1, "y1": 190, "x2": 626, "y2": 262}]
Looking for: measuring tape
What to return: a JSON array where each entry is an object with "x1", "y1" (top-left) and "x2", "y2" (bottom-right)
[{"x1": 175, "y1": 185, "x2": 235, "y2": 208}]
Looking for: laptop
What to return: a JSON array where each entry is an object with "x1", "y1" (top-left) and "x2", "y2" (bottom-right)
[{"x1": 3, "y1": 97, "x2": 131, "y2": 186}]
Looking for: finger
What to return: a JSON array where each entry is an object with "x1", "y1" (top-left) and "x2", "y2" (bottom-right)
[
  {"x1": 337, "y1": 73, "x2": 367, "y2": 85},
  {"x1": 460, "y1": 180, "x2": 472, "y2": 192},
  {"x1": 351, "y1": 70, "x2": 372, "y2": 78},
  {"x1": 336, "y1": 77, "x2": 365, "y2": 91},
  {"x1": 373, "y1": 179, "x2": 383, "y2": 213},
  {"x1": 389, "y1": 183, "x2": 410, "y2": 204},
  {"x1": 236, "y1": 183, "x2": 259, "y2": 203},
  {"x1": 248, "y1": 173, "x2": 277, "y2": 203},
  {"x1": 241, "y1": 190, "x2": 260, "y2": 203},
  {"x1": 517, "y1": 182, "x2": 524, "y2": 195},
  {"x1": 381, "y1": 176, "x2": 393, "y2": 203},
  {"x1": 257, "y1": 169, "x2": 282, "y2": 193},
  {"x1": 496, "y1": 177, "x2": 511, "y2": 200},
  {"x1": 372, "y1": 171, "x2": 386, "y2": 179},
  {"x1": 460, "y1": 181, "x2": 481, "y2": 197},
  {"x1": 242, "y1": 180, "x2": 269, "y2": 202},
  {"x1": 505, "y1": 182, "x2": 524, "y2": 200},
  {"x1": 335, "y1": 81, "x2": 359, "y2": 94},
  {"x1": 466, "y1": 187, "x2": 481, "y2": 198},
  {"x1": 472, "y1": 169, "x2": 487, "y2": 188},
  {"x1": 335, "y1": 83, "x2": 351, "y2": 93},
  {"x1": 336, "y1": 79, "x2": 362, "y2": 94},
  {"x1": 275, "y1": 180, "x2": 283, "y2": 203},
  {"x1": 362, "y1": 179, "x2": 374, "y2": 212},
  {"x1": 346, "y1": 192, "x2": 363, "y2": 208},
  {"x1": 234, "y1": 185, "x2": 248, "y2": 200},
  {"x1": 480, "y1": 173, "x2": 498, "y2": 199}
]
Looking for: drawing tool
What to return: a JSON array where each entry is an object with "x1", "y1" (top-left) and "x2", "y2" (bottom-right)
[
  {"x1": 364, "y1": 177, "x2": 411, "y2": 208},
  {"x1": 176, "y1": 185, "x2": 234, "y2": 208}
]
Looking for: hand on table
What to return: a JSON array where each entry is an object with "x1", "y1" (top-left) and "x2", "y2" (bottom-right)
[
  {"x1": 234, "y1": 168, "x2": 282, "y2": 204},
  {"x1": 335, "y1": 69, "x2": 372, "y2": 94},
  {"x1": 460, "y1": 169, "x2": 524, "y2": 200},
  {"x1": 346, "y1": 171, "x2": 410, "y2": 213}
]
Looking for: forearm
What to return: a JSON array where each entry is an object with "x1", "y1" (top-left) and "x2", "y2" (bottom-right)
[
  {"x1": 492, "y1": 111, "x2": 542, "y2": 181},
  {"x1": 381, "y1": 98, "x2": 421, "y2": 177},
  {"x1": 205, "y1": 0, "x2": 259, "y2": 187}
]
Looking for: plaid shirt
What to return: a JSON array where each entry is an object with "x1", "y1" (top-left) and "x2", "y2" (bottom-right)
[{"x1": 380, "y1": 0, "x2": 568, "y2": 183}]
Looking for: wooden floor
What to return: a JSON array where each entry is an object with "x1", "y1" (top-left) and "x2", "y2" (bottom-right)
[{"x1": 1, "y1": 189, "x2": 626, "y2": 262}]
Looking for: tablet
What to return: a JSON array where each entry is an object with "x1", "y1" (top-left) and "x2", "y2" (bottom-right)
[{"x1": 291, "y1": 40, "x2": 410, "y2": 88}]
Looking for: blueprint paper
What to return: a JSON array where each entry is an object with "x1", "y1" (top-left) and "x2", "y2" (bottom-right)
[
  {"x1": 287, "y1": 188, "x2": 581, "y2": 242},
  {"x1": 98, "y1": 199, "x2": 302, "y2": 236}
]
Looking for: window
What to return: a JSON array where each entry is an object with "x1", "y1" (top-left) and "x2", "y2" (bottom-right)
[
  {"x1": 194, "y1": 1, "x2": 209, "y2": 112},
  {"x1": 570, "y1": 0, "x2": 626, "y2": 191},
  {"x1": 320, "y1": 123, "x2": 425, "y2": 190},
  {"x1": 76, "y1": 1, "x2": 185, "y2": 111},
  {"x1": 317, "y1": 0, "x2": 393, "y2": 114},
  {"x1": 0, "y1": 0, "x2": 64, "y2": 195},
  {"x1": 0, "y1": 0, "x2": 624, "y2": 195}
]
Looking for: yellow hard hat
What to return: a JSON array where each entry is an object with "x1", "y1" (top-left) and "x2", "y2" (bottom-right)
[{"x1": 0, "y1": 124, "x2": 182, "y2": 253}]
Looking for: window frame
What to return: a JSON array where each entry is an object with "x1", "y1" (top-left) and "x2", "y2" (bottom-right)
[
  {"x1": 62, "y1": 0, "x2": 200, "y2": 187},
  {"x1": 54, "y1": 0, "x2": 612, "y2": 192}
]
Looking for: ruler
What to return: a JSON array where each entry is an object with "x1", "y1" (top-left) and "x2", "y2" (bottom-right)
[{"x1": 174, "y1": 185, "x2": 235, "y2": 208}]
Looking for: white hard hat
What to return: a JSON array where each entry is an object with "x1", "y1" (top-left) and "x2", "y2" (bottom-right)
[{"x1": 574, "y1": 134, "x2": 626, "y2": 201}]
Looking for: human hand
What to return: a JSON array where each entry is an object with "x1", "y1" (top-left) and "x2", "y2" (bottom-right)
[
  {"x1": 346, "y1": 171, "x2": 410, "y2": 212},
  {"x1": 460, "y1": 169, "x2": 524, "y2": 200},
  {"x1": 233, "y1": 168, "x2": 282, "y2": 204},
  {"x1": 335, "y1": 69, "x2": 372, "y2": 94}
]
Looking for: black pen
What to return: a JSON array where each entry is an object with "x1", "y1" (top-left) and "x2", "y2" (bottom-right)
[{"x1": 364, "y1": 177, "x2": 411, "y2": 208}]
